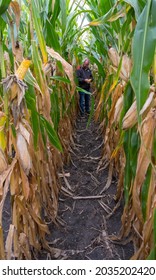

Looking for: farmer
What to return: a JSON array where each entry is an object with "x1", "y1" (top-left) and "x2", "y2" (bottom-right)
[{"x1": 76, "y1": 58, "x2": 93, "y2": 116}]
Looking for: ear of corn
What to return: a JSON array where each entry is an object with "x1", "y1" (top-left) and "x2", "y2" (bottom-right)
[
  {"x1": 108, "y1": 47, "x2": 120, "y2": 68},
  {"x1": 122, "y1": 100, "x2": 137, "y2": 130},
  {"x1": 15, "y1": 59, "x2": 32, "y2": 80},
  {"x1": 16, "y1": 132, "x2": 32, "y2": 175},
  {"x1": 0, "y1": 112, "x2": 7, "y2": 151}
]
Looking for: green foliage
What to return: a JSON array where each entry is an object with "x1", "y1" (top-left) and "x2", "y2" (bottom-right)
[
  {"x1": 0, "y1": 0, "x2": 11, "y2": 16},
  {"x1": 130, "y1": 0, "x2": 156, "y2": 121}
]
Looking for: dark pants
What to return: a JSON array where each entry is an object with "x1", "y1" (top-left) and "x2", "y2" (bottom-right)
[{"x1": 79, "y1": 92, "x2": 90, "y2": 114}]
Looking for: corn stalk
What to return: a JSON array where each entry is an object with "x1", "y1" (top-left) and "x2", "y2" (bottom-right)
[{"x1": 88, "y1": 0, "x2": 156, "y2": 259}]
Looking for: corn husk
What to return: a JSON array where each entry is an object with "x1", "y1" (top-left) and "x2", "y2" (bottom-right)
[
  {"x1": 139, "y1": 91, "x2": 155, "y2": 116},
  {"x1": 108, "y1": 47, "x2": 120, "y2": 68},
  {"x1": 108, "y1": 83, "x2": 123, "y2": 125},
  {"x1": 19, "y1": 122, "x2": 30, "y2": 144},
  {"x1": 15, "y1": 59, "x2": 32, "y2": 80},
  {"x1": 0, "y1": 149, "x2": 7, "y2": 175},
  {"x1": 132, "y1": 109, "x2": 156, "y2": 222},
  {"x1": 114, "y1": 94, "x2": 124, "y2": 122},
  {"x1": 0, "y1": 112, "x2": 7, "y2": 151},
  {"x1": 16, "y1": 132, "x2": 32, "y2": 175},
  {"x1": 122, "y1": 100, "x2": 137, "y2": 130},
  {"x1": 121, "y1": 54, "x2": 132, "y2": 80}
]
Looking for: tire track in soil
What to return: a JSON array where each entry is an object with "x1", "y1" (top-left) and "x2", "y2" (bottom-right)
[{"x1": 41, "y1": 116, "x2": 134, "y2": 260}]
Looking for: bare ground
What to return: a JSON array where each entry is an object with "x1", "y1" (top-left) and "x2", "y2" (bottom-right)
[{"x1": 40, "y1": 115, "x2": 134, "y2": 260}]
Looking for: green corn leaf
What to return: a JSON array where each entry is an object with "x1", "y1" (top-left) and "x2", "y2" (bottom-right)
[
  {"x1": 76, "y1": 87, "x2": 92, "y2": 95},
  {"x1": 141, "y1": 164, "x2": 152, "y2": 221},
  {"x1": 50, "y1": 89, "x2": 60, "y2": 130},
  {"x1": 40, "y1": 116, "x2": 63, "y2": 152},
  {"x1": 45, "y1": 19, "x2": 61, "y2": 52},
  {"x1": 154, "y1": 208, "x2": 156, "y2": 259},
  {"x1": 86, "y1": 95, "x2": 94, "y2": 128},
  {"x1": 130, "y1": 0, "x2": 156, "y2": 122},
  {"x1": 51, "y1": 0, "x2": 61, "y2": 25},
  {"x1": 123, "y1": 129, "x2": 132, "y2": 204},
  {"x1": 123, "y1": 0, "x2": 141, "y2": 19},
  {"x1": 25, "y1": 70, "x2": 42, "y2": 93},
  {"x1": 60, "y1": 0, "x2": 67, "y2": 34},
  {"x1": 31, "y1": 0, "x2": 48, "y2": 63},
  {"x1": 51, "y1": 76, "x2": 70, "y2": 84},
  {"x1": 147, "y1": 248, "x2": 155, "y2": 260},
  {"x1": 25, "y1": 86, "x2": 39, "y2": 149},
  {"x1": 0, "y1": 0, "x2": 11, "y2": 15}
]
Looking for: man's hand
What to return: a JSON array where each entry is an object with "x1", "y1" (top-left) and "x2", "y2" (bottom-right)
[{"x1": 84, "y1": 79, "x2": 92, "y2": 83}]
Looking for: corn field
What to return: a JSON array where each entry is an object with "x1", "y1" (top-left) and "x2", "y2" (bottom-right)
[{"x1": 0, "y1": 0, "x2": 156, "y2": 260}]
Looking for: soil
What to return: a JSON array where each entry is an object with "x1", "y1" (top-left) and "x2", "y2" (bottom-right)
[{"x1": 40, "y1": 115, "x2": 134, "y2": 260}]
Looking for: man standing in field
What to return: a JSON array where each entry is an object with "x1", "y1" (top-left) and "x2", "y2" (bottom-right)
[{"x1": 76, "y1": 58, "x2": 93, "y2": 117}]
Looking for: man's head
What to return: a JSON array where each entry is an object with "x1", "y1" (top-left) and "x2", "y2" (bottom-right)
[{"x1": 83, "y1": 58, "x2": 90, "y2": 69}]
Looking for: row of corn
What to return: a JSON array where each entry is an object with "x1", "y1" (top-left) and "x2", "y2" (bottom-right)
[{"x1": 95, "y1": 45, "x2": 156, "y2": 259}]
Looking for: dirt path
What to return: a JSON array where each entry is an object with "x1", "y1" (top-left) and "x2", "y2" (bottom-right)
[{"x1": 41, "y1": 116, "x2": 134, "y2": 260}]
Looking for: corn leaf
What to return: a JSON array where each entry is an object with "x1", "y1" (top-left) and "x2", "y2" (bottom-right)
[
  {"x1": 40, "y1": 116, "x2": 63, "y2": 152},
  {"x1": 25, "y1": 86, "x2": 39, "y2": 149},
  {"x1": 51, "y1": 76, "x2": 70, "y2": 84},
  {"x1": 141, "y1": 164, "x2": 151, "y2": 221},
  {"x1": 60, "y1": 0, "x2": 67, "y2": 34},
  {"x1": 0, "y1": 0, "x2": 11, "y2": 15},
  {"x1": 50, "y1": 89, "x2": 60, "y2": 131},
  {"x1": 86, "y1": 96, "x2": 94, "y2": 128},
  {"x1": 31, "y1": 0, "x2": 48, "y2": 63},
  {"x1": 76, "y1": 87, "x2": 91, "y2": 95},
  {"x1": 123, "y1": 0, "x2": 141, "y2": 19},
  {"x1": 45, "y1": 19, "x2": 61, "y2": 52},
  {"x1": 130, "y1": 0, "x2": 156, "y2": 121},
  {"x1": 154, "y1": 208, "x2": 156, "y2": 259}
]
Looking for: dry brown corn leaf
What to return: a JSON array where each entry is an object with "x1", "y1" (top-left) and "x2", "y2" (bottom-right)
[
  {"x1": 20, "y1": 166, "x2": 30, "y2": 200},
  {"x1": 19, "y1": 233, "x2": 31, "y2": 259},
  {"x1": 142, "y1": 195, "x2": 156, "y2": 246},
  {"x1": 10, "y1": 162, "x2": 20, "y2": 196},
  {"x1": 9, "y1": 1, "x2": 21, "y2": 31},
  {"x1": 146, "y1": 170, "x2": 155, "y2": 219},
  {"x1": 0, "y1": 226, "x2": 5, "y2": 259},
  {"x1": 0, "y1": 149, "x2": 7, "y2": 175},
  {"x1": 5, "y1": 224, "x2": 15, "y2": 260},
  {"x1": 0, "y1": 159, "x2": 17, "y2": 223},
  {"x1": 132, "y1": 109, "x2": 156, "y2": 222},
  {"x1": 46, "y1": 46, "x2": 76, "y2": 95},
  {"x1": 15, "y1": 197, "x2": 41, "y2": 250},
  {"x1": 27, "y1": 204, "x2": 50, "y2": 234}
]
